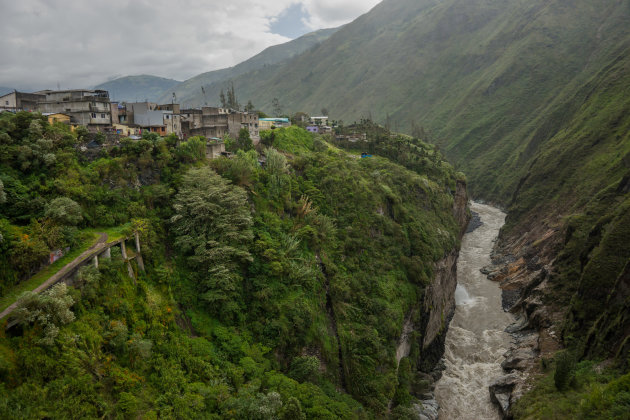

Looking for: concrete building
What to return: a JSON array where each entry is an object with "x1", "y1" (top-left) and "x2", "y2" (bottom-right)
[
  {"x1": 113, "y1": 123, "x2": 141, "y2": 137},
  {"x1": 182, "y1": 107, "x2": 259, "y2": 141},
  {"x1": 0, "y1": 91, "x2": 45, "y2": 112},
  {"x1": 310, "y1": 116, "x2": 329, "y2": 126},
  {"x1": 125, "y1": 102, "x2": 182, "y2": 138},
  {"x1": 35, "y1": 89, "x2": 112, "y2": 131},
  {"x1": 42, "y1": 113, "x2": 80, "y2": 132},
  {"x1": 206, "y1": 139, "x2": 226, "y2": 159}
]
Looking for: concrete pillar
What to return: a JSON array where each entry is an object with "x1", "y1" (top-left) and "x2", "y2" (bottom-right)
[
  {"x1": 134, "y1": 232, "x2": 145, "y2": 272},
  {"x1": 121, "y1": 241, "x2": 128, "y2": 260},
  {"x1": 127, "y1": 261, "x2": 135, "y2": 283},
  {"x1": 93, "y1": 255, "x2": 99, "y2": 268},
  {"x1": 103, "y1": 247, "x2": 111, "y2": 259}
]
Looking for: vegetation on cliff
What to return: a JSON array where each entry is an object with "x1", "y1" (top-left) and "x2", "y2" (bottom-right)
[{"x1": 0, "y1": 114, "x2": 462, "y2": 417}]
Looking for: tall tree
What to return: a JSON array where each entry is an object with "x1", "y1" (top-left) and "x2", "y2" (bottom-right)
[
  {"x1": 219, "y1": 89, "x2": 227, "y2": 108},
  {"x1": 171, "y1": 166, "x2": 253, "y2": 320},
  {"x1": 226, "y1": 82, "x2": 239, "y2": 110},
  {"x1": 235, "y1": 128, "x2": 253, "y2": 151}
]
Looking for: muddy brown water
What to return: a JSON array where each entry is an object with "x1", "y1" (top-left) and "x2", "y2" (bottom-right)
[{"x1": 434, "y1": 202, "x2": 514, "y2": 419}]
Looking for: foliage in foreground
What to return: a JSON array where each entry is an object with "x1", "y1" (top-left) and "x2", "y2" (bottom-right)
[
  {"x1": 513, "y1": 360, "x2": 630, "y2": 420},
  {"x1": 0, "y1": 116, "x2": 462, "y2": 417}
]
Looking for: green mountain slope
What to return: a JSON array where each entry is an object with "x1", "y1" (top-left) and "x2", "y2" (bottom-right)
[
  {"x1": 158, "y1": 28, "x2": 338, "y2": 106},
  {"x1": 95, "y1": 75, "x2": 181, "y2": 103},
  {"x1": 178, "y1": 0, "x2": 629, "y2": 200},
  {"x1": 170, "y1": 0, "x2": 630, "y2": 411}
]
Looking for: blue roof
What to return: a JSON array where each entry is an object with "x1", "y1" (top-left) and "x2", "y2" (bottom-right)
[{"x1": 260, "y1": 118, "x2": 290, "y2": 123}]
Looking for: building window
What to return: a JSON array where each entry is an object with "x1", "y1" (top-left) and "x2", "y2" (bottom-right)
[
  {"x1": 92, "y1": 113, "x2": 96, "y2": 118},
  {"x1": 101, "y1": 113, "x2": 105, "y2": 118},
  {"x1": 5, "y1": 101, "x2": 8, "y2": 105}
]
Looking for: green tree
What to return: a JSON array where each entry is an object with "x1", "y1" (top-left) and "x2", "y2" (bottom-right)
[
  {"x1": 279, "y1": 397, "x2": 306, "y2": 420},
  {"x1": 227, "y1": 83, "x2": 239, "y2": 110},
  {"x1": 223, "y1": 133, "x2": 235, "y2": 151},
  {"x1": 265, "y1": 147, "x2": 290, "y2": 199},
  {"x1": 0, "y1": 179, "x2": 5, "y2": 204},
  {"x1": 175, "y1": 136, "x2": 206, "y2": 163},
  {"x1": 12, "y1": 283, "x2": 75, "y2": 345},
  {"x1": 288, "y1": 356, "x2": 320, "y2": 383},
  {"x1": 245, "y1": 100, "x2": 255, "y2": 113},
  {"x1": 171, "y1": 166, "x2": 253, "y2": 320},
  {"x1": 236, "y1": 128, "x2": 253, "y2": 151},
  {"x1": 220, "y1": 89, "x2": 227, "y2": 108},
  {"x1": 45, "y1": 197, "x2": 83, "y2": 226}
]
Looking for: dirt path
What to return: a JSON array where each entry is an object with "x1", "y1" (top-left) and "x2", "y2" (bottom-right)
[{"x1": 0, "y1": 233, "x2": 108, "y2": 321}]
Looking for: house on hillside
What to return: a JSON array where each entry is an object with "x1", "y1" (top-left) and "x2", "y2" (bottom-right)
[
  {"x1": 124, "y1": 102, "x2": 182, "y2": 138},
  {"x1": 35, "y1": 89, "x2": 112, "y2": 131},
  {"x1": 0, "y1": 91, "x2": 45, "y2": 112},
  {"x1": 306, "y1": 125, "x2": 333, "y2": 134},
  {"x1": 206, "y1": 138, "x2": 226, "y2": 159},
  {"x1": 310, "y1": 116, "x2": 329, "y2": 126},
  {"x1": 42, "y1": 113, "x2": 80, "y2": 131},
  {"x1": 182, "y1": 107, "x2": 259, "y2": 142}
]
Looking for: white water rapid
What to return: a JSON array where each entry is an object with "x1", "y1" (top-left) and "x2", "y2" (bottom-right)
[{"x1": 434, "y1": 202, "x2": 514, "y2": 419}]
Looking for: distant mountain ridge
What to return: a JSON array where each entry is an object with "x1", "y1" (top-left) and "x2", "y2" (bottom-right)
[{"x1": 95, "y1": 75, "x2": 181, "y2": 103}]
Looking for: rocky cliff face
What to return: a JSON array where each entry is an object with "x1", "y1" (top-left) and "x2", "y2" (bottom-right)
[
  {"x1": 483, "y1": 219, "x2": 567, "y2": 417},
  {"x1": 421, "y1": 180, "x2": 470, "y2": 366},
  {"x1": 403, "y1": 180, "x2": 469, "y2": 419}
]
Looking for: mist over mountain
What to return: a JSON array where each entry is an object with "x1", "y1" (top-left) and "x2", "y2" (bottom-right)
[
  {"x1": 157, "y1": 27, "x2": 339, "y2": 106},
  {"x1": 95, "y1": 75, "x2": 181, "y2": 103}
]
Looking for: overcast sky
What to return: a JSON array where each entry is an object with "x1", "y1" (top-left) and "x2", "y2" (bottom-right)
[{"x1": 0, "y1": 0, "x2": 381, "y2": 91}]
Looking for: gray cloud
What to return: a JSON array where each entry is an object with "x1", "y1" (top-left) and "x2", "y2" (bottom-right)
[{"x1": 0, "y1": 0, "x2": 380, "y2": 91}]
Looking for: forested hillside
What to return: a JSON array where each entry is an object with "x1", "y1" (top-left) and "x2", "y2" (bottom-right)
[{"x1": 0, "y1": 113, "x2": 465, "y2": 417}]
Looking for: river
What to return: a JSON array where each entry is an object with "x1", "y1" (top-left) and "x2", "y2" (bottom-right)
[{"x1": 434, "y1": 202, "x2": 514, "y2": 419}]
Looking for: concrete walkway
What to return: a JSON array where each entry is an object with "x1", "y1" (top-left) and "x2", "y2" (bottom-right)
[{"x1": 0, "y1": 233, "x2": 109, "y2": 321}]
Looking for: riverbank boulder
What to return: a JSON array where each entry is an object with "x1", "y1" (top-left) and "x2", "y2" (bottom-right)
[{"x1": 489, "y1": 374, "x2": 519, "y2": 418}]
